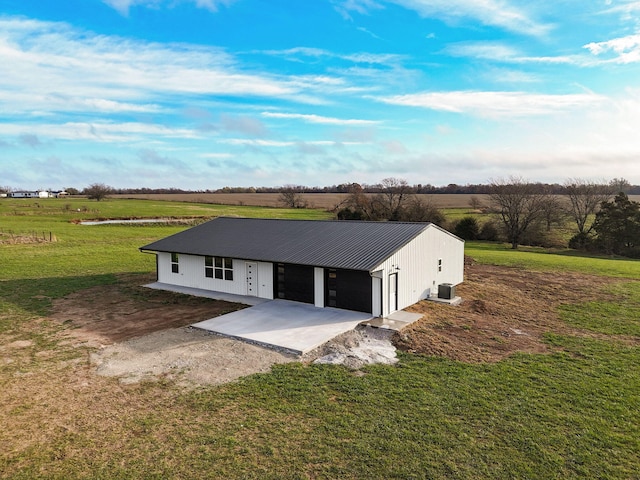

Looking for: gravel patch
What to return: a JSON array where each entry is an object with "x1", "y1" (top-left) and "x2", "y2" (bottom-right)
[{"x1": 92, "y1": 325, "x2": 399, "y2": 387}]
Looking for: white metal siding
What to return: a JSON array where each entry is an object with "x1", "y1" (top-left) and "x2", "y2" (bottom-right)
[
  {"x1": 314, "y1": 267, "x2": 324, "y2": 308},
  {"x1": 372, "y1": 225, "x2": 464, "y2": 316},
  {"x1": 371, "y1": 271, "x2": 382, "y2": 317},
  {"x1": 157, "y1": 252, "x2": 274, "y2": 299}
]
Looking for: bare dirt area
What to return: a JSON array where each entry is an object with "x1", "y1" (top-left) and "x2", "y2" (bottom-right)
[
  {"x1": 48, "y1": 274, "x2": 297, "y2": 386},
  {"x1": 44, "y1": 264, "x2": 635, "y2": 387},
  {"x1": 50, "y1": 274, "x2": 245, "y2": 347},
  {"x1": 91, "y1": 328, "x2": 295, "y2": 386},
  {"x1": 394, "y1": 258, "x2": 633, "y2": 362}
]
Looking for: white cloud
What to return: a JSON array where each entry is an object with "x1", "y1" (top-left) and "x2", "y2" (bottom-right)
[
  {"x1": 602, "y1": 1, "x2": 640, "y2": 17},
  {"x1": 102, "y1": 0, "x2": 237, "y2": 16},
  {"x1": 584, "y1": 33, "x2": 640, "y2": 64},
  {"x1": 444, "y1": 41, "x2": 578, "y2": 65},
  {"x1": 376, "y1": 90, "x2": 606, "y2": 117},
  {"x1": 336, "y1": 0, "x2": 550, "y2": 36},
  {"x1": 332, "y1": 0, "x2": 384, "y2": 20},
  {"x1": 262, "y1": 47, "x2": 404, "y2": 66},
  {"x1": 2, "y1": 122, "x2": 201, "y2": 143},
  {"x1": 0, "y1": 17, "x2": 298, "y2": 118},
  {"x1": 261, "y1": 112, "x2": 378, "y2": 125},
  {"x1": 221, "y1": 138, "x2": 363, "y2": 147}
]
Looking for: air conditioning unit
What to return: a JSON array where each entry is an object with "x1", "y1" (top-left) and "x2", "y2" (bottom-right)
[{"x1": 438, "y1": 283, "x2": 455, "y2": 300}]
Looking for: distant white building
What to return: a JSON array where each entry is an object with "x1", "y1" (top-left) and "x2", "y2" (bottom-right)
[{"x1": 8, "y1": 190, "x2": 52, "y2": 198}]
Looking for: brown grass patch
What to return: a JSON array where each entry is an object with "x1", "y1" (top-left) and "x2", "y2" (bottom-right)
[
  {"x1": 49, "y1": 274, "x2": 245, "y2": 347},
  {"x1": 393, "y1": 260, "x2": 624, "y2": 362}
]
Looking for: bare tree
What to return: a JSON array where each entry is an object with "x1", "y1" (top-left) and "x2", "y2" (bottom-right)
[
  {"x1": 337, "y1": 178, "x2": 440, "y2": 222},
  {"x1": 375, "y1": 177, "x2": 412, "y2": 221},
  {"x1": 278, "y1": 185, "x2": 308, "y2": 209},
  {"x1": 468, "y1": 195, "x2": 485, "y2": 212},
  {"x1": 564, "y1": 178, "x2": 613, "y2": 236},
  {"x1": 400, "y1": 195, "x2": 446, "y2": 224},
  {"x1": 83, "y1": 183, "x2": 112, "y2": 201},
  {"x1": 610, "y1": 177, "x2": 631, "y2": 194},
  {"x1": 539, "y1": 194, "x2": 565, "y2": 231},
  {"x1": 489, "y1": 176, "x2": 549, "y2": 249},
  {"x1": 342, "y1": 183, "x2": 382, "y2": 220}
]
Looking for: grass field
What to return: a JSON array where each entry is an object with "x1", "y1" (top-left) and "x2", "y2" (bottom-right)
[{"x1": 1, "y1": 198, "x2": 639, "y2": 479}]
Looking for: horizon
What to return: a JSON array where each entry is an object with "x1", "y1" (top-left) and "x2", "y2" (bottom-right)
[{"x1": 2, "y1": 1, "x2": 640, "y2": 189}]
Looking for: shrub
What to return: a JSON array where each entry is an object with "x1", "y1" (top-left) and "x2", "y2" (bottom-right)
[
  {"x1": 454, "y1": 217, "x2": 479, "y2": 240},
  {"x1": 478, "y1": 221, "x2": 500, "y2": 241},
  {"x1": 569, "y1": 232, "x2": 595, "y2": 251},
  {"x1": 336, "y1": 207, "x2": 364, "y2": 220}
]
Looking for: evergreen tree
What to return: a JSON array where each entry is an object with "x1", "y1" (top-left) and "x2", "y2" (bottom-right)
[{"x1": 593, "y1": 193, "x2": 640, "y2": 257}]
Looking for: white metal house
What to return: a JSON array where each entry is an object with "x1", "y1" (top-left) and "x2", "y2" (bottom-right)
[
  {"x1": 140, "y1": 217, "x2": 464, "y2": 317},
  {"x1": 8, "y1": 190, "x2": 51, "y2": 198}
]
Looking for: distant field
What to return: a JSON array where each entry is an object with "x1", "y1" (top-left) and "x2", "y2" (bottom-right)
[
  {"x1": 110, "y1": 192, "x2": 640, "y2": 210},
  {"x1": 111, "y1": 193, "x2": 492, "y2": 209}
]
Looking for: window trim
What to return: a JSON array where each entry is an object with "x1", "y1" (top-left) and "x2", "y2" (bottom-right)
[
  {"x1": 212, "y1": 256, "x2": 233, "y2": 281},
  {"x1": 205, "y1": 256, "x2": 214, "y2": 278},
  {"x1": 171, "y1": 253, "x2": 179, "y2": 274}
]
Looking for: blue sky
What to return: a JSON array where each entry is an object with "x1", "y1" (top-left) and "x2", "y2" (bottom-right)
[{"x1": 1, "y1": 0, "x2": 639, "y2": 190}]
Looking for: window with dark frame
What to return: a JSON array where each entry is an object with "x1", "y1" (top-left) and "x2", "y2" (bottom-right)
[
  {"x1": 212, "y1": 256, "x2": 233, "y2": 281},
  {"x1": 327, "y1": 268, "x2": 337, "y2": 307},
  {"x1": 205, "y1": 256, "x2": 214, "y2": 278},
  {"x1": 438, "y1": 258, "x2": 442, "y2": 272},
  {"x1": 277, "y1": 263, "x2": 285, "y2": 298},
  {"x1": 171, "y1": 253, "x2": 179, "y2": 274}
]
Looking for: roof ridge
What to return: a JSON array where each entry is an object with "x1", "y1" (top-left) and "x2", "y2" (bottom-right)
[{"x1": 216, "y1": 216, "x2": 431, "y2": 226}]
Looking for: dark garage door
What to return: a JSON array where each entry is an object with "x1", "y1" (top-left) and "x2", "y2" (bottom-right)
[
  {"x1": 274, "y1": 263, "x2": 314, "y2": 304},
  {"x1": 325, "y1": 268, "x2": 372, "y2": 313}
]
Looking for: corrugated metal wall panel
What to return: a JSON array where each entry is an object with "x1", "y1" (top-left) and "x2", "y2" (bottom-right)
[
  {"x1": 157, "y1": 252, "x2": 274, "y2": 299},
  {"x1": 314, "y1": 267, "x2": 324, "y2": 308},
  {"x1": 373, "y1": 225, "x2": 464, "y2": 316}
]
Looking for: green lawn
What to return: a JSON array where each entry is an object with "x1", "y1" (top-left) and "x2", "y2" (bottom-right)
[
  {"x1": 465, "y1": 241, "x2": 640, "y2": 278},
  {"x1": 0, "y1": 198, "x2": 331, "y2": 279},
  {"x1": 1, "y1": 199, "x2": 639, "y2": 479}
]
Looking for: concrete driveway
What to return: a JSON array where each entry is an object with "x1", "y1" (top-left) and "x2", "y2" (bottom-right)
[{"x1": 192, "y1": 300, "x2": 373, "y2": 355}]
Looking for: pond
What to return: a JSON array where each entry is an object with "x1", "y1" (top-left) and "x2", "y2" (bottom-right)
[{"x1": 80, "y1": 218, "x2": 180, "y2": 225}]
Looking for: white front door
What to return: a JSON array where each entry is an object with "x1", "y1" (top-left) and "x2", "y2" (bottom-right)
[
  {"x1": 389, "y1": 272, "x2": 398, "y2": 313},
  {"x1": 246, "y1": 262, "x2": 258, "y2": 296}
]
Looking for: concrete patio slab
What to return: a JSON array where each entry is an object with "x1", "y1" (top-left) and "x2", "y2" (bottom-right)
[
  {"x1": 192, "y1": 300, "x2": 372, "y2": 355},
  {"x1": 360, "y1": 310, "x2": 424, "y2": 331},
  {"x1": 427, "y1": 295, "x2": 462, "y2": 306}
]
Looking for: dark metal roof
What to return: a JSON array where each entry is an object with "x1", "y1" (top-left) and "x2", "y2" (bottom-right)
[{"x1": 140, "y1": 217, "x2": 434, "y2": 271}]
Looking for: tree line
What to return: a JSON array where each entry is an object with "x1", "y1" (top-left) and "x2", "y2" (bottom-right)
[
  {"x1": 281, "y1": 176, "x2": 638, "y2": 258},
  {"x1": 468, "y1": 176, "x2": 640, "y2": 258},
  {"x1": 6, "y1": 178, "x2": 638, "y2": 258},
  {"x1": 5, "y1": 179, "x2": 638, "y2": 197}
]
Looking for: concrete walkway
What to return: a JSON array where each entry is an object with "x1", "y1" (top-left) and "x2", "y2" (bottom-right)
[
  {"x1": 145, "y1": 282, "x2": 270, "y2": 306},
  {"x1": 192, "y1": 300, "x2": 373, "y2": 355},
  {"x1": 360, "y1": 310, "x2": 423, "y2": 330}
]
